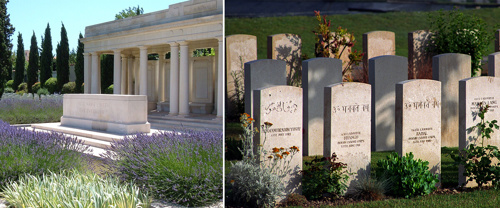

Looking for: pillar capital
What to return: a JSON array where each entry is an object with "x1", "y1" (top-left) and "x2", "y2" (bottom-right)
[
  {"x1": 178, "y1": 41, "x2": 189, "y2": 46},
  {"x1": 90, "y1": 51, "x2": 100, "y2": 56},
  {"x1": 169, "y1": 42, "x2": 180, "y2": 47},
  {"x1": 112, "y1": 49, "x2": 122, "y2": 53},
  {"x1": 121, "y1": 54, "x2": 128, "y2": 58},
  {"x1": 138, "y1": 45, "x2": 149, "y2": 51}
]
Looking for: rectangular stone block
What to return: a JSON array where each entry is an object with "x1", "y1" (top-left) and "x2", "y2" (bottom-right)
[
  {"x1": 488, "y1": 52, "x2": 500, "y2": 77},
  {"x1": 267, "y1": 34, "x2": 302, "y2": 86},
  {"x1": 225, "y1": 34, "x2": 257, "y2": 116},
  {"x1": 61, "y1": 94, "x2": 150, "y2": 134},
  {"x1": 369, "y1": 55, "x2": 408, "y2": 151},
  {"x1": 254, "y1": 85, "x2": 303, "y2": 196},
  {"x1": 302, "y1": 58, "x2": 342, "y2": 156},
  {"x1": 244, "y1": 59, "x2": 286, "y2": 117},
  {"x1": 363, "y1": 31, "x2": 395, "y2": 79},
  {"x1": 396, "y1": 79, "x2": 441, "y2": 182},
  {"x1": 324, "y1": 82, "x2": 371, "y2": 192},
  {"x1": 459, "y1": 76, "x2": 500, "y2": 187},
  {"x1": 433, "y1": 53, "x2": 471, "y2": 147},
  {"x1": 408, "y1": 30, "x2": 434, "y2": 79}
]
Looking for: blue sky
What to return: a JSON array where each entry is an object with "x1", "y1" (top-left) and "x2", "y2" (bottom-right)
[{"x1": 8, "y1": 0, "x2": 185, "y2": 54}]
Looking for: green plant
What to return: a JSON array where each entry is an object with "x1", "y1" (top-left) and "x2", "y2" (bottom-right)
[
  {"x1": 61, "y1": 81, "x2": 75, "y2": 94},
  {"x1": 17, "y1": 82, "x2": 27, "y2": 92},
  {"x1": 281, "y1": 193, "x2": 309, "y2": 207},
  {"x1": 428, "y1": 9, "x2": 492, "y2": 77},
  {"x1": 301, "y1": 153, "x2": 350, "y2": 200},
  {"x1": 31, "y1": 82, "x2": 40, "y2": 93},
  {"x1": 349, "y1": 174, "x2": 390, "y2": 201},
  {"x1": 36, "y1": 88, "x2": 50, "y2": 96},
  {"x1": 226, "y1": 114, "x2": 300, "y2": 207},
  {"x1": 3, "y1": 87, "x2": 13, "y2": 93},
  {"x1": 376, "y1": 152, "x2": 438, "y2": 198},
  {"x1": 105, "y1": 84, "x2": 114, "y2": 94},
  {"x1": 44, "y1": 77, "x2": 57, "y2": 94},
  {"x1": 452, "y1": 103, "x2": 500, "y2": 188},
  {"x1": 2, "y1": 170, "x2": 151, "y2": 208},
  {"x1": 312, "y1": 10, "x2": 364, "y2": 81},
  {"x1": 5, "y1": 79, "x2": 13, "y2": 88},
  {"x1": 225, "y1": 136, "x2": 243, "y2": 160}
]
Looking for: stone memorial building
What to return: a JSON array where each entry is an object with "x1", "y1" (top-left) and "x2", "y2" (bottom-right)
[{"x1": 80, "y1": 0, "x2": 223, "y2": 118}]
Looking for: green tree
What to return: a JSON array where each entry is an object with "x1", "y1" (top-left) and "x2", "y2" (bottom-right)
[
  {"x1": 0, "y1": 0, "x2": 15, "y2": 97},
  {"x1": 115, "y1": 5, "x2": 143, "y2": 20},
  {"x1": 27, "y1": 32, "x2": 38, "y2": 93},
  {"x1": 13, "y1": 33, "x2": 24, "y2": 91},
  {"x1": 40, "y1": 23, "x2": 52, "y2": 87},
  {"x1": 56, "y1": 23, "x2": 69, "y2": 92},
  {"x1": 69, "y1": 48, "x2": 76, "y2": 66},
  {"x1": 74, "y1": 33, "x2": 84, "y2": 93},
  {"x1": 100, "y1": 54, "x2": 113, "y2": 93}
]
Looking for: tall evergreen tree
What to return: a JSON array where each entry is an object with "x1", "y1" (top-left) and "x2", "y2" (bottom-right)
[
  {"x1": 100, "y1": 54, "x2": 113, "y2": 93},
  {"x1": 75, "y1": 33, "x2": 84, "y2": 93},
  {"x1": 40, "y1": 23, "x2": 52, "y2": 87},
  {"x1": 0, "y1": 0, "x2": 15, "y2": 97},
  {"x1": 27, "y1": 32, "x2": 38, "y2": 93},
  {"x1": 13, "y1": 32, "x2": 24, "y2": 91},
  {"x1": 56, "y1": 23, "x2": 69, "y2": 92}
]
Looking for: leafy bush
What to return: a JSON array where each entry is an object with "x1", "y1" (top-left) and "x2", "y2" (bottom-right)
[
  {"x1": 2, "y1": 170, "x2": 151, "y2": 208},
  {"x1": 17, "y1": 82, "x2": 27, "y2": 92},
  {"x1": 32, "y1": 82, "x2": 41, "y2": 93},
  {"x1": 428, "y1": 9, "x2": 492, "y2": 76},
  {"x1": 37, "y1": 88, "x2": 50, "y2": 96},
  {"x1": 103, "y1": 130, "x2": 222, "y2": 207},
  {"x1": 5, "y1": 80, "x2": 13, "y2": 88},
  {"x1": 0, "y1": 120, "x2": 89, "y2": 189},
  {"x1": 452, "y1": 103, "x2": 500, "y2": 188},
  {"x1": 61, "y1": 82, "x2": 76, "y2": 94},
  {"x1": 44, "y1": 77, "x2": 57, "y2": 94},
  {"x1": 226, "y1": 161, "x2": 283, "y2": 207},
  {"x1": 376, "y1": 152, "x2": 438, "y2": 198},
  {"x1": 349, "y1": 174, "x2": 390, "y2": 201},
  {"x1": 281, "y1": 193, "x2": 309, "y2": 207},
  {"x1": 4, "y1": 87, "x2": 14, "y2": 93},
  {"x1": 0, "y1": 94, "x2": 63, "y2": 124},
  {"x1": 301, "y1": 153, "x2": 350, "y2": 200},
  {"x1": 104, "y1": 84, "x2": 113, "y2": 94}
]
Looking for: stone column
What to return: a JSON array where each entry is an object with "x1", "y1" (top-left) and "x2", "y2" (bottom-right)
[
  {"x1": 179, "y1": 41, "x2": 189, "y2": 116},
  {"x1": 121, "y1": 55, "x2": 128, "y2": 94},
  {"x1": 113, "y1": 49, "x2": 122, "y2": 94},
  {"x1": 83, "y1": 53, "x2": 91, "y2": 94},
  {"x1": 158, "y1": 52, "x2": 166, "y2": 102},
  {"x1": 128, "y1": 56, "x2": 134, "y2": 95},
  {"x1": 134, "y1": 57, "x2": 140, "y2": 95},
  {"x1": 216, "y1": 38, "x2": 223, "y2": 118},
  {"x1": 139, "y1": 46, "x2": 148, "y2": 96},
  {"x1": 91, "y1": 52, "x2": 100, "y2": 94},
  {"x1": 170, "y1": 43, "x2": 180, "y2": 116}
]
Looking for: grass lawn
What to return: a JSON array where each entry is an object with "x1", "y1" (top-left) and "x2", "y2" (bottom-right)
[{"x1": 226, "y1": 8, "x2": 500, "y2": 60}]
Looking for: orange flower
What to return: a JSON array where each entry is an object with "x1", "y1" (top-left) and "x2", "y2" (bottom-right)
[
  {"x1": 272, "y1": 147, "x2": 280, "y2": 153},
  {"x1": 283, "y1": 151, "x2": 290, "y2": 155},
  {"x1": 247, "y1": 117, "x2": 255, "y2": 122},
  {"x1": 268, "y1": 155, "x2": 273, "y2": 159},
  {"x1": 280, "y1": 147, "x2": 285, "y2": 150},
  {"x1": 276, "y1": 154, "x2": 283, "y2": 159},
  {"x1": 264, "y1": 121, "x2": 273, "y2": 127},
  {"x1": 230, "y1": 180, "x2": 235, "y2": 184}
]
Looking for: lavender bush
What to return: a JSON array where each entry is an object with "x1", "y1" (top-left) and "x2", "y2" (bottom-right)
[
  {"x1": 103, "y1": 130, "x2": 223, "y2": 207},
  {"x1": 0, "y1": 120, "x2": 89, "y2": 189},
  {"x1": 0, "y1": 93, "x2": 63, "y2": 124}
]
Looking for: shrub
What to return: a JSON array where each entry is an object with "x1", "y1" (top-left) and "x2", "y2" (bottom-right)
[
  {"x1": 376, "y1": 152, "x2": 438, "y2": 198},
  {"x1": 61, "y1": 82, "x2": 76, "y2": 94},
  {"x1": 104, "y1": 84, "x2": 113, "y2": 94},
  {"x1": 302, "y1": 153, "x2": 350, "y2": 200},
  {"x1": 44, "y1": 77, "x2": 57, "y2": 94},
  {"x1": 2, "y1": 170, "x2": 151, "y2": 208},
  {"x1": 5, "y1": 80, "x2": 13, "y2": 88},
  {"x1": 0, "y1": 120, "x2": 89, "y2": 189},
  {"x1": 37, "y1": 88, "x2": 50, "y2": 96},
  {"x1": 102, "y1": 130, "x2": 223, "y2": 207},
  {"x1": 452, "y1": 103, "x2": 500, "y2": 188},
  {"x1": 4, "y1": 87, "x2": 14, "y2": 93},
  {"x1": 349, "y1": 174, "x2": 390, "y2": 201},
  {"x1": 281, "y1": 193, "x2": 309, "y2": 207},
  {"x1": 428, "y1": 9, "x2": 492, "y2": 76},
  {"x1": 17, "y1": 82, "x2": 27, "y2": 92},
  {"x1": 32, "y1": 82, "x2": 41, "y2": 93}
]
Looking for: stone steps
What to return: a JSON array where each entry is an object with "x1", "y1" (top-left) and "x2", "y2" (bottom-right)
[{"x1": 148, "y1": 115, "x2": 222, "y2": 131}]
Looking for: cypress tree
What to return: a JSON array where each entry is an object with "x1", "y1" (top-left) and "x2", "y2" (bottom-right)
[
  {"x1": 13, "y1": 33, "x2": 24, "y2": 91},
  {"x1": 75, "y1": 33, "x2": 84, "y2": 93},
  {"x1": 0, "y1": 0, "x2": 14, "y2": 97},
  {"x1": 27, "y1": 32, "x2": 38, "y2": 93},
  {"x1": 56, "y1": 23, "x2": 69, "y2": 92},
  {"x1": 40, "y1": 23, "x2": 52, "y2": 87},
  {"x1": 100, "y1": 54, "x2": 114, "y2": 93}
]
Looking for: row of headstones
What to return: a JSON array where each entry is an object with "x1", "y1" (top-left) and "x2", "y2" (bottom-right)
[
  {"x1": 227, "y1": 30, "x2": 500, "y2": 114},
  {"x1": 251, "y1": 66, "x2": 500, "y2": 196}
]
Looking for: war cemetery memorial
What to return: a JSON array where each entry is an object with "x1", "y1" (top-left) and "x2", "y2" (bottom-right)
[
  {"x1": 225, "y1": 9, "x2": 500, "y2": 207},
  {"x1": 0, "y1": 0, "x2": 223, "y2": 207}
]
